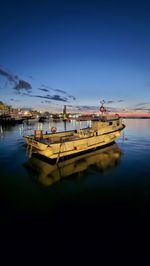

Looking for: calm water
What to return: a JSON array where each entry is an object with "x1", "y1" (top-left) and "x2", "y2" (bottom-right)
[{"x1": 0, "y1": 119, "x2": 150, "y2": 244}]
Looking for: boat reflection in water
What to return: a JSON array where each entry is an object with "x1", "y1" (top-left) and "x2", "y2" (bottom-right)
[{"x1": 24, "y1": 143, "x2": 122, "y2": 187}]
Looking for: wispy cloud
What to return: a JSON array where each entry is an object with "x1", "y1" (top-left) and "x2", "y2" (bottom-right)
[
  {"x1": 0, "y1": 67, "x2": 18, "y2": 83},
  {"x1": 0, "y1": 65, "x2": 76, "y2": 103},
  {"x1": 75, "y1": 105, "x2": 97, "y2": 111},
  {"x1": 106, "y1": 99, "x2": 123, "y2": 104},
  {"x1": 107, "y1": 100, "x2": 115, "y2": 104},
  {"x1": 134, "y1": 107, "x2": 149, "y2": 111},
  {"x1": 39, "y1": 88, "x2": 50, "y2": 92},
  {"x1": 55, "y1": 88, "x2": 67, "y2": 94},
  {"x1": 133, "y1": 107, "x2": 150, "y2": 111},
  {"x1": 14, "y1": 80, "x2": 32, "y2": 91},
  {"x1": 41, "y1": 84, "x2": 76, "y2": 101},
  {"x1": 73, "y1": 104, "x2": 125, "y2": 113},
  {"x1": 22, "y1": 93, "x2": 68, "y2": 102},
  {"x1": 10, "y1": 98, "x2": 20, "y2": 102},
  {"x1": 134, "y1": 102, "x2": 149, "y2": 107},
  {"x1": 38, "y1": 94, "x2": 68, "y2": 102},
  {"x1": 44, "y1": 100, "x2": 51, "y2": 103},
  {"x1": 126, "y1": 102, "x2": 150, "y2": 112},
  {"x1": 68, "y1": 95, "x2": 76, "y2": 100},
  {"x1": 41, "y1": 85, "x2": 52, "y2": 90},
  {"x1": 0, "y1": 66, "x2": 32, "y2": 92}
]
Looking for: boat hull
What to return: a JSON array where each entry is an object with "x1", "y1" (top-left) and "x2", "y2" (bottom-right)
[{"x1": 24, "y1": 125, "x2": 125, "y2": 160}]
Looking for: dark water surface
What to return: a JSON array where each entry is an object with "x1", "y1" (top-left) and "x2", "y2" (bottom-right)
[{"x1": 0, "y1": 119, "x2": 150, "y2": 252}]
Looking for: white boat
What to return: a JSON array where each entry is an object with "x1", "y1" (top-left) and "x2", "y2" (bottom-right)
[
  {"x1": 24, "y1": 143, "x2": 121, "y2": 186},
  {"x1": 24, "y1": 117, "x2": 39, "y2": 124},
  {"x1": 23, "y1": 104, "x2": 125, "y2": 161}
]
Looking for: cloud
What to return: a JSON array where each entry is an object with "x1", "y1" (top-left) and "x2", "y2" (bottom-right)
[
  {"x1": 43, "y1": 94, "x2": 68, "y2": 102},
  {"x1": 10, "y1": 98, "x2": 20, "y2": 102},
  {"x1": 55, "y1": 89, "x2": 67, "y2": 94},
  {"x1": 14, "y1": 79, "x2": 32, "y2": 91},
  {"x1": 0, "y1": 66, "x2": 32, "y2": 92},
  {"x1": 44, "y1": 100, "x2": 51, "y2": 103},
  {"x1": 22, "y1": 93, "x2": 68, "y2": 102},
  {"x1": 130, "y1": 102, "x2": 150, "y2": 112},
  {"x1": 42, "y1": 85, "x2": 66, "y2": 94},
  {"x1": 0, "y1": 67, "x2": 17, "y2": 83},
  {"x1": 0, "y1": 66, "x2": 76, "y2": 102},
  {"x1": 41, "y1": 84, "x2": 52, "y2": 89},
  {"x1": 75, "y1": 105, "x2": 97, "y2": 111},
  {"x1": 39, "y1": 88, "x2": 50, "y2": 92},
  {"x1": 133, "y1": 107, "x2": 150, "y2": 111},
  {"x1": 73, "y1": 104, "x2": 124, "y2": 113},
  {"x1": 68, "y1": 95, "x2": 76, "y2": 100},
  {"x1": 134, "y1": 102, "x2": 149, "y2": 107},
  {"x1": 107, "y1": 100, "x2": 115, "y2": 104},
  {"x1": 41, "y1": 84, "x2": 76, "y2": 100},
  {"x1": 106, "y1": 99, "x2": 123, "y2": 104}
]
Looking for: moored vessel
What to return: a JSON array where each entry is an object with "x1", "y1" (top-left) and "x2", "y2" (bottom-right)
[{"x1": 23, "y1": 102, "x2": 125, "y2": 161}]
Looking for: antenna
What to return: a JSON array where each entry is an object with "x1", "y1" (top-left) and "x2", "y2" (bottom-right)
[
  {"x1": 100, "y1": 99, "x2": 105, "y2": 106},
  {"x1": 99, "y1": 99, "x2": 106, "y2": 114}
]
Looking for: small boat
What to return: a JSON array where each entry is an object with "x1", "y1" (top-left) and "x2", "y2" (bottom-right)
[
  {"x1": 24, "y1": 116, "x2": 39, "y2": 124},
  {"x1": 38, "y1": 116, "x2": 49, "y2": 122},
  {"x1": 24, "y1": 143, "x2": 121, "y2": 186},
  {"x1": 0, "y1": 115, "x2": 24, "y2": 125},
  {"x1": 23, "y1": 103, "x2": 125, "y2": 161}
]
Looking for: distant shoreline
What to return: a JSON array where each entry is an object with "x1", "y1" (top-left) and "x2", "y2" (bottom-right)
[{"x1": 120, "y1": 117, "x2": 150, "y2": 119}]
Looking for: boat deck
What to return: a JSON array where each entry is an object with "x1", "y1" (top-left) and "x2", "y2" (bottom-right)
[{"x1": 38, "y1": 134, "x2": 83, "y2": 144}]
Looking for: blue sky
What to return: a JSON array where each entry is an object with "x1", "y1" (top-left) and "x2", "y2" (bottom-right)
[{"x1": 0, "y1": 0, "x2": 150, "y2": 112}]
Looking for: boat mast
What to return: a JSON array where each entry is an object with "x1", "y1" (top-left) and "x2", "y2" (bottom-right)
[{"x1": 99, "y1": 100, "x2": 106, "y2": 115}]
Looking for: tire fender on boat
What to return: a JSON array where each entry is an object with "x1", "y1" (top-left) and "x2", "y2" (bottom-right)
[{"x1": 51, "y1": 127, "x2": 57, "y2": 133}]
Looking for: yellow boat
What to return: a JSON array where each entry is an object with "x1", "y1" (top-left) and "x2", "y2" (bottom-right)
[
  {"x1": 23, "y1": 104, "x2": 125, "y2": 161},
  {"x1": 24, "y1": 143, "x2": 122, "y2": 186}
]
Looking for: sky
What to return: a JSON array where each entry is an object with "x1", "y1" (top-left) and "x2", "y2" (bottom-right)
[{"x1": 0, "y1": 0, "x2": 150, "y2": 113}]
